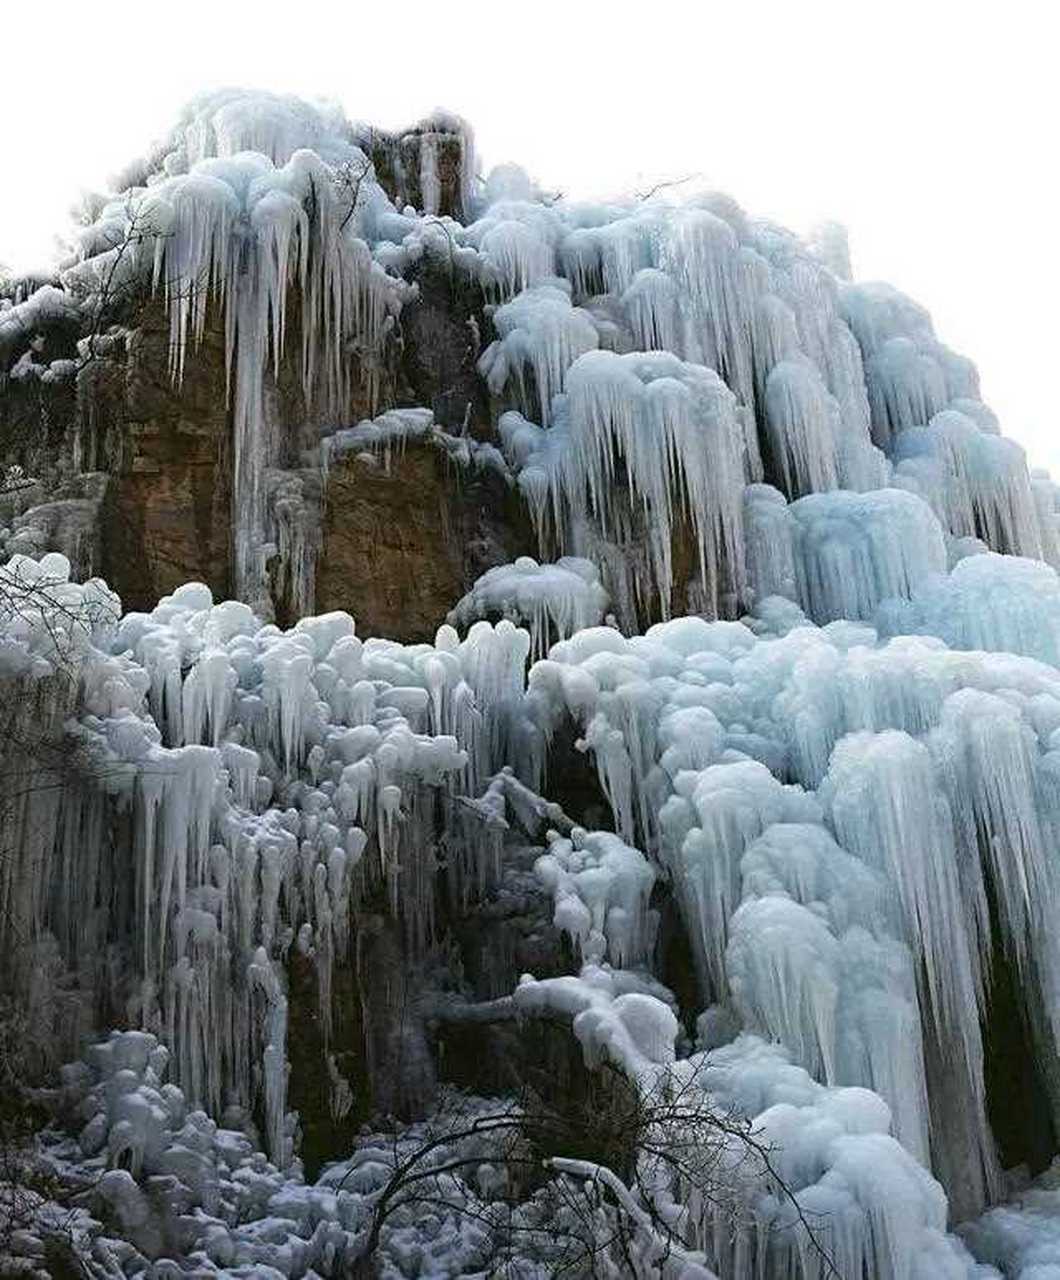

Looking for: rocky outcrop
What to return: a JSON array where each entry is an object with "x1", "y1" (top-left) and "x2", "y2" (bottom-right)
[
  {"x1": 0, "y1": 211, "x2": 531, "y2": 643},
  {"x1": 361, "y1": 116, "x2": 473, "y2": 222},
  {"x1": 316, "y1": 443, "x2": 533, "y2": 641},
  {"x1": 96, "y1": 309, "x2": 234, "y2": 609}
]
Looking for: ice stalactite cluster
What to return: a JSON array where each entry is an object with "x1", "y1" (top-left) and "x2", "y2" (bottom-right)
[
  {"x1": 742, "y1": 484, "x2": 948, "y2": 624},
  {"x1": 454, "y1": 170, "x2": 1060, "y2": 633},
  {"x1": 448, "y1": 554, "x2": 609, "y2": 659},
  {"x1": 0, "y1": 553, "x2": 122, "y2": 1040},
  {"x1": 477, "y1": 281, "x2": 600, "y2": 425},
  {"x1": 892, "y1": 408, "x2": 1049, "y2": 561},
  {"x1": 522, "y1": 591, "x2": 1060, "y2": 1244},
  {"x1": 319, "y1": 405, "x2": 511, "y2": 490},
  {"x1": 74, "y1": 148, "x2": 400, "y2": 612},
  {"x1": 51, "y1": 91, "x2": 450, "y2": 618},
  {"x1": 0, "y1": 558, "x2": 536, "y2": 1173},
  {"x1": 840, "y1": 283, "x2": 979, "y2": 452},
  {"x1": 533, "y1": 828, "x2": 657, "y2": 967},
  {"x1": 499, "y1": 350, "x2": 750, "y2": 626}
]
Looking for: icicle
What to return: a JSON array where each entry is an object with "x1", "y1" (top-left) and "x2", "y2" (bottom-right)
[
  {"x1": 501, "y1": 349, "x2": 749, "y2": 627},
  {"x1": 535, "y1": 829, "x2": 656, "y2": 966},
  {"x1": 477, "y1": 282, "x2": 599, "y2": 425},
  {"x1": 821, "y1": 731, "x2": 1001, "y2": 1211},
  {"x1": 789, "y1": 488, "x2": 947, "y2": 625},
  {"x1": 448, "y1": 556, "x2": 609, "y2": 660},
  {"x1": 894, "y1": 408, "x2": 1044, "y2": 559}
]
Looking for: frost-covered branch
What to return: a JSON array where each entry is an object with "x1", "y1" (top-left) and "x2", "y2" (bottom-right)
[
  {"x1": 548, "y1": 1156, "x2": 716, "y2": 1276},
  {"x1": 343, "y1": 1059, "x2": 839, "y2": 1279}
]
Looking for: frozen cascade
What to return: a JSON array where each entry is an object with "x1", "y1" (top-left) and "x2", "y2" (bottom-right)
[
  {"x1": 733, "y1": 823, "x2": 931, "y2": 1167},
  {"x1": 516, "y1": 970, "x2": 981, "y2": 1280},
  {"x1": 12, "y1": 86, "x2": 1060, "y2": 1279},
  {"x1": 10, "y1": 554, "x2": 1046, "y2": 1273},
  {"x1": 500, "y1": 349, "x2": 750, "y2": 626},
  {"x1": 524, "y1": 600, "x2": 1060, "y2": 1230},
  {"x1": 0, "y1": 558, "x2": 540, "y2": 1166},
  {"x1": 139, "y1": 150, "x2": 396, "y2": 612},
  {"x1": 13, "y1": 91, "x2": 1052, "y2": 635},
  {"x1": 822, "y1": 731, "x2": 1000, "y2": 1211}
]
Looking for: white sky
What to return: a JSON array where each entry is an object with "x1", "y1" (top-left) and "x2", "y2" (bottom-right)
[{"x1": 3, "y1": 1, "x2": 1056, "y2": 470}]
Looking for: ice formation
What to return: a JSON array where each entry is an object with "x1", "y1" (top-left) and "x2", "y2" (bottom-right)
[
  {"x1": 523, "y1": 598, "x2": 1060, "y2": 1231},
  {"x1": 533, "y1": 828, "x2": 657, "y2": 966},
  {"x1": 500, "y1": 349, "x2": 750, "y2": 626},
  {"x1": 0, "y1": 562, "x2": 539, "y2": 1178},
  {"x1": 52, "y1": 91, "x2": 424, "y2": 616},
  {"x1": 448, "y1": 555, "x2": 609, "y2": 658},
  {"x1": 8, "y1": 85, "x2": 1060, "y2": 1280}
]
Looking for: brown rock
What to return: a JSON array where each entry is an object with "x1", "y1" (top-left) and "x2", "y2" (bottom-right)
[
  {"x1": 99, "y1": 306, "x2": 233, "y2": 610},
  {"x1": 316, "y1": 442, "x2": 535, "y2": 642}
]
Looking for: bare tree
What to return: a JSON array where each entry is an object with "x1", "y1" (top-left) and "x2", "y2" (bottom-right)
[
  {"x1": 339, "y1": 1057, "x2": 839, "y2": 1279},
  {"x1": 335, "y1": 157, "x2": 374, "y2": 233},
  {"x1": 633, "y1": 174, "x2": 702, "y2": 203}
]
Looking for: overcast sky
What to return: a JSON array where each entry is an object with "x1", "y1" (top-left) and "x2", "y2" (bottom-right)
[{"x1": 3, "y1": 1, "x2": 1055, "y2": 471}]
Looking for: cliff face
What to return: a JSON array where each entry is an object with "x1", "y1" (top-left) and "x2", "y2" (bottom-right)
[
  {"x1": 315, "y1": 445, "x2": 532, "y2": 640},
  {"x1": 97, "y1": 305, "x2": 234, "y2": 606},
  {"x1": 0, "y1": 133, "x2": 533, "y2": 638},
  {"x1": 10, "y1": 87, "x2": 1060, "y2": 1280}
]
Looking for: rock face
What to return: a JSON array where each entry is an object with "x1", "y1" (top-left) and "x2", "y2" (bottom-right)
[
  {"x1": 0, "y1": 110, "x2": 500, "y2": 640},
  {"x1": 397, "y1": 264, "x2": 493, "y2": 436},
  {"x1": 1, "y1": 257, "x2": 527, "y2": 642},
  {"x1": 363, "y1": 117, "x2": 474, "y2": 222},
  {"x1": 317, "y1": 445, "x2": 533, "y2": 641},
  {"x1": 97, "y1": 309, "x2": 234, "y2": 610}
]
